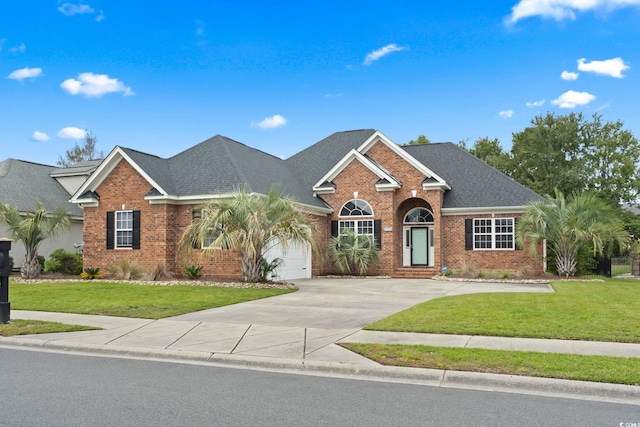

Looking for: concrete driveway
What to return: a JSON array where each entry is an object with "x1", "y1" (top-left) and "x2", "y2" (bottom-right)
[
  {"x1": 13, "y1": 278, "x2": 553, "y2": 364},
  {"x1": 170, "y1": 278, "x2": 553, "y2": 329}
]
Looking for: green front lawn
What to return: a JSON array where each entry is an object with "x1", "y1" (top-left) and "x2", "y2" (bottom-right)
[
  {"x1": 0, "y1": 319, "x2": 97, "y2": 336},
  {"x1": 366, "y1": 279, "x2": 640, "y2": 343},
  {"x1": 11, "y1": 281, "x2": 295, "y2": 319},
  {"x1": 341, "y1": 343, "x2": 640, "y2": 386}
]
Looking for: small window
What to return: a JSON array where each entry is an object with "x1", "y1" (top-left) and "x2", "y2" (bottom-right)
[{"x1": 116, "y1": 210, "x2": 133, "y2": 248}]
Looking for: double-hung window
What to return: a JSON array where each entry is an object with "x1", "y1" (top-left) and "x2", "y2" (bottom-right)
[
  {"x1": 468, "y1": 217, "x2": 514, "y2": 250},
  {"x1": 116, "y1": 210, "x2": 134, "y2": 248},
  {"x1": 106, "y1": 210, "x2": 141, "y2": 250}
]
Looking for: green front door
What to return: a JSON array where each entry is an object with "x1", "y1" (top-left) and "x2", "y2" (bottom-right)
[{"x1": 411, "y1": 227, "x2": 428, "y2": 266}]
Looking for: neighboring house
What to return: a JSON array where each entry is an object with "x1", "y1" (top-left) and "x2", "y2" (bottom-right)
[
  {"x1": 0, "y1": 159, "x2": 99, "y2": 268},
  {"x1": 70, "y1": 130, "x2": 547, "y2": 280}
]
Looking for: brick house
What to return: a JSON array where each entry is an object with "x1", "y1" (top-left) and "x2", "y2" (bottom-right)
[{"x1": 70, "y1": 129, "x2": 546, "y2": 280}]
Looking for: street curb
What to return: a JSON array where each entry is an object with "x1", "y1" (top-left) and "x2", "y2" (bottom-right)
[{"x1": 2, "y1": 336, "x2": 639, "y2": 405}]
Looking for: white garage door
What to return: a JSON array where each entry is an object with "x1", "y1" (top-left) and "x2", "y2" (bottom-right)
[{"x1": 263, "y1": 239, "x2": 312, "y2": 281}]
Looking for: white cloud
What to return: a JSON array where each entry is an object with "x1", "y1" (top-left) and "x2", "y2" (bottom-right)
[
  {"x1": 9, "y1": 43, "x2": 25, "y2": 53},
  {"x1": 561, "y1": 70, "x2": 579, "y2": 80},
  {"x1": 61, "y1": 72, "x2": 134, "y2": 97},
  {"x1": 498, "y1": 110, "x2": 514, "y2": 118},
  {"x1": 506, "y1": 0, "x2": 640, "y2": 24},
  {"x1": 58, "y1": 3, "x2": 95, "y2": 16},
  {"x1": 251, "y1": 114, "x2": 287, "y2": 129},
  {"x1": 577, "y1": 57, "x2": 629, "y2": 78},
  {"x1": 57, "y1": 127, "x2": 87, "y2": 139},
  {"x1": 363, "y1": 44, "x2": 407, "y2": 66},
  {"x1": 95, "y1": 10, "x2": 105, "y2": 22},
  {"x1": 551, "y1": 90, "x2": 596, "y2": 108},
  {"x1": 31, "y1": 131, "x2": 50, "y2": 142},
  {"x1": 7, "y1": 67, "x2": 43, "y2": 81},
  {"x1": 526, "y1": 99, "x2": 545, "y2": 107},
  {"x1": 325, "y1": 93, "x2": 343, "y2": 98}
]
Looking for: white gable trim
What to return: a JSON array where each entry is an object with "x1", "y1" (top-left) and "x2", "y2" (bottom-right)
[
  {"x1": 312, "y1": 149, "x2": 401, "y2": 193},
  {"x1": 70, "y1": 146, "x2": 169, "y2": 204},
  {"x1": 358, "y1": 131, "x2": 451, "y2": 191}
]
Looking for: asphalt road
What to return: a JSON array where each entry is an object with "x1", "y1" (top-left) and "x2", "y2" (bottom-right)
[{"x1": 0, "y1": 347, "x2": 637, "y2": 427}]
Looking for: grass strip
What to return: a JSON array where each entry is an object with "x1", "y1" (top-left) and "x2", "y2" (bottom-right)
[
  {"x1": 11, "y1": 281, "x2": 295, "y2": 319},
  {"x1": 365, "y1": 279, "x2": 640, "y2": 343},
  {"x1": 0, "y1": 319, "x2": 98, "y2": 336},
  {"x1": 341, "y1": 343, "x2": 640, "y2": 386}
]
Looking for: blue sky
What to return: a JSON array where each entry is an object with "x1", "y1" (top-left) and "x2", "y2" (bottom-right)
[{"x1": 2, "y1": 1, "x2": 639, "y2": 165}]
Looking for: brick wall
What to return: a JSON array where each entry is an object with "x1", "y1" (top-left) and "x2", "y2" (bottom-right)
[
  {"x1": 82, "y1": 160, "x2": 243, "y2": 279},
  {"x1": 442, "y1": 213, "x2": 544, "y2": 275}
]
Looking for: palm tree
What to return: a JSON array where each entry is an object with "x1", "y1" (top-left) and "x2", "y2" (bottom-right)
[
  {"x1": 516, "y1": 190, "x2": 628, "y2": 277},
  {"x1": 326, "y1": 230, "x2": 379, "y2": 276},
  {"x1": 0, "y1": 201, "x2": 72, "y2": 279},
  {"x1": 178, "y1": 187, "x2": 316, "y2": 282}
]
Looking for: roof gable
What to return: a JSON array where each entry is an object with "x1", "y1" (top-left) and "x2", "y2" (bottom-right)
[
  {"x1": 0, "y1": 159, "x2": 83, "y2": 217},
  {"x1": 313, "y1": 149, "x2": 401, "y2": 194},
  {"x1": 70, "y1": 146, "x2": 170, "y2": 206},
  {"x1": 310, "y1": 130, "x2": 449, "y2": 194}
]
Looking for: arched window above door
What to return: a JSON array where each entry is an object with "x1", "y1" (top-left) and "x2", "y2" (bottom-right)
[{"x1": 404, "y1": 207, "x2": 434, "y2": 224}]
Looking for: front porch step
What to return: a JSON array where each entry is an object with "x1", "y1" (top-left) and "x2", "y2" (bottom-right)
[{"x1": 391, "y1": 267, "x2": 438, "y2": 279}]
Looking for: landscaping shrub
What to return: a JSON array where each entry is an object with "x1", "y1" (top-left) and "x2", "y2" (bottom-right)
[
  {"x1": 8, "y1": 256, "x2": 13, "y2": 272},
  {"x1": 108, "y1": 257, "x2": 144, "y2": 280},
  {"x1": 81, "y1": 267, "x2": 102, "y2": 280},
  {"x1": 185, "y1": 265, "x2": 203, "y2": 280},
  {"x1": 146, "y1": 262, "x2": 173, "y2": 281},
  {"x1": 326, "y1": 230, "x2": 380, "y2": 276},
  {"x1": 44, "y1": 249, "x2": 82, "y2": 275}
]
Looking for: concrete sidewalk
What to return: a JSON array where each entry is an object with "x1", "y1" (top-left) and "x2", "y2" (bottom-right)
[
  {"x1": 9, "y1": 310, "x2": 640, "y2": 359},
  {"x1": 4, "y1": 309, "x2": 640, "y2": 405}
]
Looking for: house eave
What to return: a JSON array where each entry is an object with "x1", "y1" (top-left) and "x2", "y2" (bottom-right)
[
  {"x1": 422, "y1": 183, "x2": 451, "y2": 191},
  {"x1": 441, "y1": 206, "x2": 527, "y2": 216},
  {"x1": 144, "y1": 193, "x2": 333, "y2": 215}
]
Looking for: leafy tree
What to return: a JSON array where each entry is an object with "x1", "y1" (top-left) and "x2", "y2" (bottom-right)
[
  {"x1": 178, "y1": 187, "x2": 316, "y2": 282},
  {"x1": 57, "y1": 131, "x2": 105, "y2": 167},
  {"x1": 0, "y1": 202, "x2": 72, "y2": 279},
  {"x1": 326, "y1": 230, "x2": 380, "y2": 276},
  {"x1": 510, "y1": 113, "x2": 584, "y2": 197},
  {"x1": 516, "y1": 190, "x2": 627, "y2": 277},
  {"x1": 509, "y1": 112, "x2": 640, "y2": 203},
  {"x1": 464, "y1": 136, "x2": 512, "y2": 175},
  {"x1": 581, "y1": 114, "x2": 640, "y2": 204},
  {"x1": 406, "y1": 135, "x2": 431, "y2": 145}
]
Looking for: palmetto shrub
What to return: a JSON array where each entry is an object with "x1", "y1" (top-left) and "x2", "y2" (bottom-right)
[{"x1": 326, "y1": 230, "x2": 380, "y2": 276}]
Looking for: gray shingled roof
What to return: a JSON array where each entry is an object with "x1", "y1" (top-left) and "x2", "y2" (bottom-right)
[
  {"x1": 50, "y1": 159, "x2": 101, "y2": 177},
  {"x1": 113, "y1": 130, "x2": 544, "y2": 211},
  {"x1": 0, "y1": 159, "x2": 83, "y2": 216},
  {"x1": 286, "y1": 129, "x2": 377, "y2": 191},
  {"x1": 402, "y1": 143, "x2": 546, "y2": 208},
  {"x1": 119, "y1": 135, "x2": 325, "y2": 208}
]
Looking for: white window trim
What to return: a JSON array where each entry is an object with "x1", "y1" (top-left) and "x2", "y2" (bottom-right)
[
  {"x1": 115, "y1": 210, "x2": 134, "y2": 249},
  {"x1": 473, "y1": 217, "x2": 515, "y2": 250},
  {"x1": 338, "y1": 219, "x2": 374, "y2": 239},
  {"x1": 339, "y1": 199, "x2": 374, "y2": 239}
]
